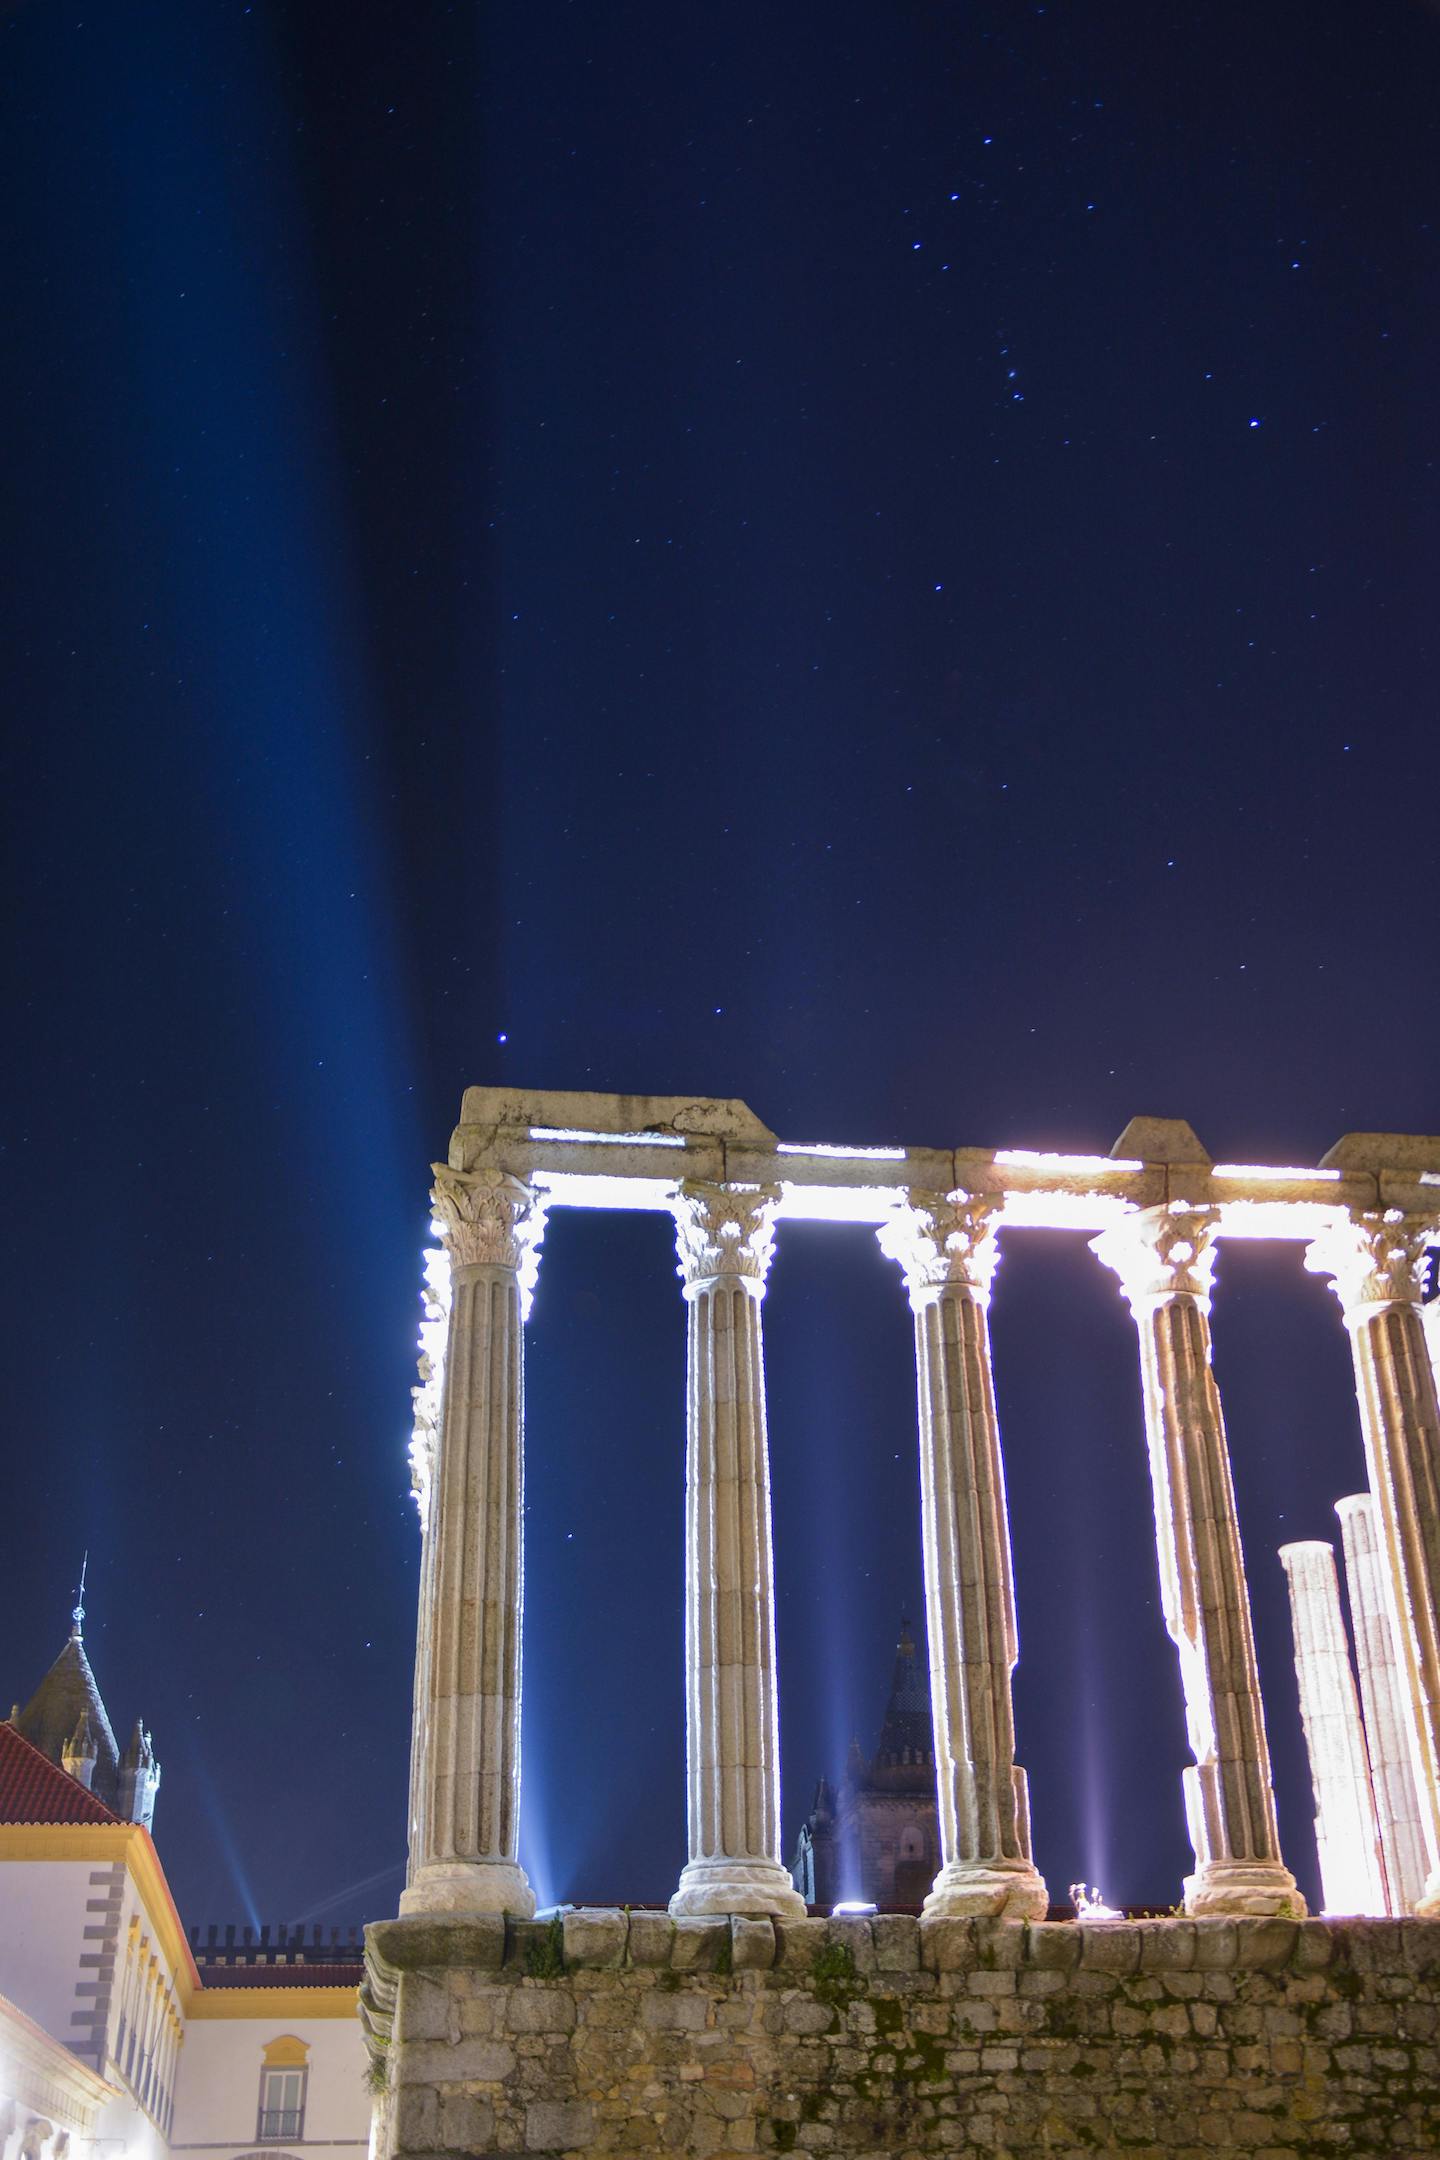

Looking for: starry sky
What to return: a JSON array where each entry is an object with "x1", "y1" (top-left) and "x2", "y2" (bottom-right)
[{"x1": 2, "y1": 0, "x2": 1438, "y2": 1930}]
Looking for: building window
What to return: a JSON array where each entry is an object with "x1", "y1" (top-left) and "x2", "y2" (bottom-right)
[{"x1": 257, "y1": 2036, "x2": 309, "y2": 2142}]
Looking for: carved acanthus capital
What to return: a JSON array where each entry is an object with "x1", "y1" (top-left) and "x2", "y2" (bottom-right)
[
  {"x1": 429, "y1": 1164, "x2": 548, "y2": 1319},
  {"x1": 430, "y1": 1164, "x2": 547, "y2": 1269},
  {"x1": 672, "y1": 1182, "x2": 781, "y2": 1295},
  {"x1": 1091, "y1": 1203, "x2": 1220, "y2": 1311},
  {"x1": 877, "y1": 1190, "x2": 1004, "y2": 1308},
  {"x1": 1304, "y1": 1209, "x2": 1438, "y2": 1315}
]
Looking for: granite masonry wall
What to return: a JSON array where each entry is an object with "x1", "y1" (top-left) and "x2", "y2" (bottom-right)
[{"x1": 363, "y1": 1909, "x2": 1440, "y2": 2159}]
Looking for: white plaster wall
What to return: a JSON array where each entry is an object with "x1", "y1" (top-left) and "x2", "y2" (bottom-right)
[
  {"x1": 171, "y1": 2012, "x2": 370, "y2": 2151},
  {"x1": 94, "y1": 2085, "x2": 170, "y2": 2160},
  {"x1": 109, "y1": 1870, "x2": 185, "y2": 2047},
  {"x1": 0, "y1": 1860, "x2": 94, "y2": 2040}
]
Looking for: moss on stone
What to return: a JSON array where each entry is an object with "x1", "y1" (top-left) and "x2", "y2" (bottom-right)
[{"x1": 524, "y1": 1913, "x2": 567, "y2": 1980}]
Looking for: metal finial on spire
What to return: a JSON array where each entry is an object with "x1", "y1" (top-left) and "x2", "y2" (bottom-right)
[{"x1": 71, "y1": 1550, "x2": 88, "y2": 1639}]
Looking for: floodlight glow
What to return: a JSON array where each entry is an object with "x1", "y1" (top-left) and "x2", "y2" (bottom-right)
[
  {"x1": 996, "y1": 1149, "x2": 1142, "y2": 1174},
  {"x1": 1069, "y1": 1882, "x2": 1121, "y2": 1920},
  {"x1": 777, "y1": 1142, "x2": 908, "y2": 1161},
  {"x1": 776, "y1": 1184, "x2": 893, "y2": 1224},
  {"x1": 528, "y1": 1126, "x2": 687, "y2": 1147},
  {"x1": 410, "y1": 1239, "x2": 452, "y2": 1519},
  {"x1": 533, "y1": 1170, "x2": 680, "y2": 1213},
  {"x1": 832, "y1": 1900, "x2": 878, "y2": 1916},
  {"x1": 1000, "y1": 1190, "x2": 1136, "y2": 1232},
  {"x1": 1215, "y1": 1199, "x2": 1344, "y2": 1242},
  {"x1": 1214, "y1": 1164, "x2": 1343, "y2": 1182}
]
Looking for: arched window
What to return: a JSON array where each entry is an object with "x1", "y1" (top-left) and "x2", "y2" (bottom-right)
[
  {"x1": 257, "y1": 2036, "x2": 309, "y2": 2143},
  {"x1": 898, "y1": 1824, "x2": 924, "y2": 1861}
]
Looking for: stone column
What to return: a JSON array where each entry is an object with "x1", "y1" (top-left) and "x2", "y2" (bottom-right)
[
  {"x1": 1306, "y1": 1211, "x2": 1440, "y2": 1912},
  {"x1": 670, "y1": 1182, "x2": 806, "y2": 1918},
  {"x1": 1336, "y1": 1493, "x2": 1428, "y2": 1914},
  {"x1": 400, "y1": 1165, "x2": 547, "y2": 1917},
  {"x1": 877, "y1": 1192, "x2": 1048, "y2": 1920},
  {"x1": 404, "y1": 1245, "x2": 449, "y2": 1885},
  {"x1": 1092, "y1": 1205, "x2": 1302, "y2": 1916},
  {"x1": 1424, "y1": 1293, "x2": 1440, "y2": 1392},
  {"x1": 1278, "y1": 1540, "x2": 1386, "y2": 1914}
]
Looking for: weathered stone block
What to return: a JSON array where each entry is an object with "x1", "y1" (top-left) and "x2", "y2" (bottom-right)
[
  {"x1": 399, "y1": 1971, "x2": 452, "y2": 2042},
  {"x1": 1078, "y1": 1925, "x2": 1140, "y2": 1975},
  {"x1": 641, "y1": 1988, "x2": 712, "y2": 2031},
  {"x1": 1292, "y1": 1920, "x2": 1334, "y2": 1974},
  {"x1": 564, "y1": 1906, "x2": 629, "y2": 1970},
  {"x1": 1233, "y1": 1919, "x2": 1298, "y2": 1969},
  {"x1": 506, "y1": 1987, "x2": 576, "y2": 2033},
  {"x1": 772, "y1": 1918, "x2": 827, "y2": 1972},
  {"x1": 526, "y1": 2098, "x2": 595, "y2": 2149},
  {"x1": 1136, "y1": 1920, "x2": 1196, "y2": 1971},
  {"x1": 870, "y1": 1913, "x2": 919, "y2": 1971},
  {"x1": 391, "y1": 2084, "x2": 437, "y2": 2149},
  {"x1": 371, "y1": 1912, "x2": 508, "y2": 1973},
  {"x1": 1344, "y1": 1919, "x2": 1404, "y2": 1972},
  {"x1": 1023, "y1": 1923, "x2": 1080, "y2": 1972},
  {"x1": 825, "y1": 1916, "x2": 876, "y2": 1972},
  {"x1": 729, "y1": 1916, "x2": 774, "y2": 1971},
  {"x1": 1193, "y1": 1920, "x2": 1238, "y2": 1969},
  {"x1": 626, "y1": 1909, "x2": 674, "y2": 1967},
  {"x1": 671, "y1": 1917, "x2": 730, "y2": 1971},
  {"x1": 399, "y1": 2036, "x2": 515, "y2": 2083},
  {"x1": 438, "y1": 2091, "x2": 495, "y2": 2148},
  {"x1": 921, "y1": 1919, "x2": 978, "y2": 1973}
]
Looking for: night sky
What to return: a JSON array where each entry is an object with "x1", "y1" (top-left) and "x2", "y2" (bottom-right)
[{"x1": 3, "y1": 0, "x2": 1438, "y2": 1933}]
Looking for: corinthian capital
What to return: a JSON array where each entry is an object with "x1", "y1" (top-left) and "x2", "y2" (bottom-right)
[
  {"x1": 1091, "y1": 1203, "x2": 1219, "y2": 1311},
  {"x1": 672, "y1": 1182, "x2": 781, "y2": 1295},
  {"x1": 1304, "y1": 1209, "x2": 1438, "y2": 1314},
  {"x1": 430, "y1": 1165, "x2": 548, "y2": 1311},
  {"x1": 877, "y1": 1190, "x2": 1003, "y2": 1309}
]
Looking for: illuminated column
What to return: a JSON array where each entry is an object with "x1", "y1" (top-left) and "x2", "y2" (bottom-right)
[
  {"x1": 404, "y1": 1245, "x2": 449, "y2": 1885},
  {"x1": 1336, "y1": 1493, "x2": 1427, "y2": 1913},
  {"x1": 877, "y1": 1191, "x2": 1048, "y2": 1920},
  {"x1": 1092, "y1": 1205, "x2": 1302, "y2": 1916},
  {"x1": 670, "y1": 1182, "x2": 806, "y2": 1918},
  {"x1": 400, "y1": 1165, "x2": 547, "y2": 1917},
  {"x1": 1425, "y1": 1295, "x2": 1440, "y2": 1390},
  {"x1": 1278, "y1": 1540, "x2": 1385, "y2": 1914},
  {"x1": 1306, "y1": 1211, "x2": 1440, "y2": 1912}
]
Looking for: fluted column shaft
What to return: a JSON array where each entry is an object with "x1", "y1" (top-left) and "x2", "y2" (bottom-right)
[
  {"x1": 400, "y1": 1166, "x2": 546, "y2": 1916},
  {"x1": 1336, "y1": 1493, "x2": 1428, "y2": 1913},
  {"x1": 1308, "y1": 1213, "x2": 1440, "y2": 1912},
  {"x1": 1093, "y1": 1205, "x2": 1302, "y2": 1916},
  {"x1": 878, "y1": 1193, "x2": 1048, "y2": 1920},
  {"x1": 1278, "y1": 1540, "x2": 1386, "y2": 1914},
  {"x1": 404, "y1": 1246, "x2": 449, "y2": 1885},
  {"x1": 670, "y1": 1183, "x2": 805, "y2": 1918}
]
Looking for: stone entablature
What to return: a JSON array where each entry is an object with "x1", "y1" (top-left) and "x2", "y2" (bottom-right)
[
  {"x1": 364, "y1": 1908, "x2": 1440, "y2": 2158},
  {"x1": 400, "y1": 1090, "x2": 1440, "y2": 1928}
]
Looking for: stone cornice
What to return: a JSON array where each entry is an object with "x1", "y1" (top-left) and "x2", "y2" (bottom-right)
[{"x1": 437, "y1": 1089, "x2": 1440, "y2": 1232}]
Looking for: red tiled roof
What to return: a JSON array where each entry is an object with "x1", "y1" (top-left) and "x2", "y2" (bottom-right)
[{"x1": 0, "y1": 1719, "x2": 121, "y2": 1825}]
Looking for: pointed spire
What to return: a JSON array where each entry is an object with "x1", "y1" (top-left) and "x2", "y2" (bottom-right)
[
  {"x1": 118, "y1": 1719, "x2": 161, "y2": 1830},
  {"x1": 870, "y1": 1615, "x2": 934, "y2": 1778},
  {"x1": 63, "y1": 1708, "x2": 99, "y2": 1789},
  {"x1": 14, "y1": 1587, "x2": 121, "y2": 1807}
]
